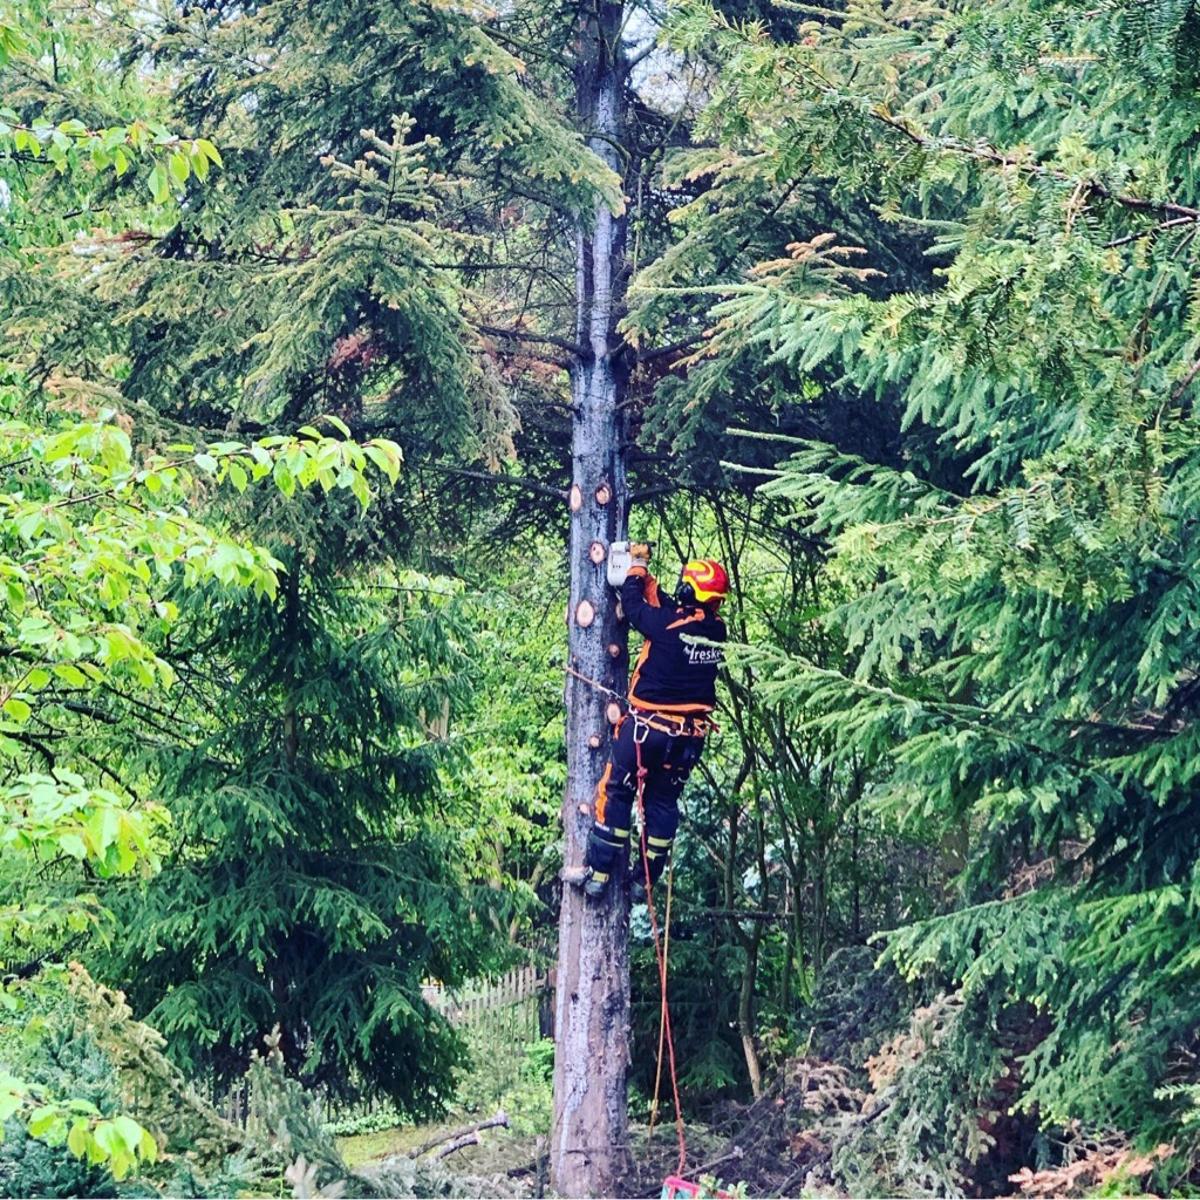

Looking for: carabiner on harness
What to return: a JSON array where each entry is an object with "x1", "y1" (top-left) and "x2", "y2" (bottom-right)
[{"x1": 632, "y1": 715, "x2": 651, "y2": 744}]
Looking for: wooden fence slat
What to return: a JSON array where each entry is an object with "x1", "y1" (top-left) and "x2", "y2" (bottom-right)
[{"x1": 426, "y1": 963, "x2": 554, "y2": 1028}]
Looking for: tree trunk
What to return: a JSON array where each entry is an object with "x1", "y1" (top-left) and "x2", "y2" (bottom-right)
[
  {"x1": 737, "y1": 928, "x2": 764, "y2": 1099},
  {"x1": 550, "y1": 4, "x2": 631, "y2": 1195}
]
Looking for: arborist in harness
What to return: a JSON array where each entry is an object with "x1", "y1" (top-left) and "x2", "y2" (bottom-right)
[{"x1": 582, "y1": 542, "x2": 728, "y2": 901}]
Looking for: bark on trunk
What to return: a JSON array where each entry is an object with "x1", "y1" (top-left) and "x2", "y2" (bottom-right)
[
  {"x1": 738, "y1": 930, "x2": 764, "y2": 1099},
  {"x1": 550, "y1": 4, "x2": 631, "y2": 1196}
]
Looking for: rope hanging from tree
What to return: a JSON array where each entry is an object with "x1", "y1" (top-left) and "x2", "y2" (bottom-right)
[
  {"x1": 564, "y1": 659, "x2": 688, "y2": 1175},
  {"x1": 635, "y1": 738, "x2": 688, "y2": 1177}
]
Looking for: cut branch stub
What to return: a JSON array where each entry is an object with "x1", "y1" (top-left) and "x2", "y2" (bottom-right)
[
  {"x1": 569, "y1": 483, "x2": 583, "y2": 512},
  {"x1": 588, "y1": 540, "x2": 606, "y2": 565},
  {"x1": 594, "y1": 482, "x2": 611, "y2": 506},
  {"x1": 607, "y1": 643, "x2": 621, "y2": 658},
  {"x1": 575, "y1": 599, "x2": 595, "y2": 628},
  {"x1": 588, "y1": 733, "x2": 602, "y2": 749},
  {"x1": 606, "y1": 701, "x2": 622, "y2": 725}
]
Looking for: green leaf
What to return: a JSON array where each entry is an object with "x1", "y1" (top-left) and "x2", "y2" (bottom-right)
[
  {"x1": 147, "y1": 163, "x2": 169, "y2": 204},
  {"x1": 273, "y1": 459, "x2": 296, "y2": 497},
  {"x1": 195, "y1": 137, "x2": 222, "y2": 166},
  {"x1": 27, "y1": 1105, "x2": 59, "y2": 1139},
  {"x1": 66, "y1": 1120, "x2": 89, "y2": 1158},
  {"x1": 0, "y1": 1080, "x2": 23, "y2": 1123},
  {"x1": 57, "y1": 832, "x2": 87, "y2": 860},
  {"x1": 109, "y1": 1148, "x2": 133, "y2": 1180},
  {"x1": 52, "y1": 663, "x2": 89, "y2": 687},
  {"x1": 113, "y1": 1115, "x2": 144, "y2": 1155},
  {"x1": 139, "y1": 1127, "x2": 158, "y2": 1163},
  {"x1": 168, "y1": 149, "x2": 190, "y2": 186},
  {"x1": 92, "y1": 1120, "x2": 118, "y2": 1157},
  {"x1": 363, "y1": 442, "x2": 401, "y2": 484},
  {"x1": 350, "y1": 471, "x2": 371, "y2": 511}
]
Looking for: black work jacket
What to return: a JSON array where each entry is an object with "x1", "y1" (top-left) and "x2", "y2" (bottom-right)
[{"x1": 621, "y1": 570, "x2": 726, "y2": 714}]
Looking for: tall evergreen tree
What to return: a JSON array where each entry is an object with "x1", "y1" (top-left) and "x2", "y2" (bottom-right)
[
  {"x1": 110, "y1": 525, "x2": 494, "y2": 1110},
  {"x1": 2, "y1": 0, "x2": 619, "y2": 1113},
  {"x1": 647, "y1": 0, "x2": 1200, "y2": 1151}
]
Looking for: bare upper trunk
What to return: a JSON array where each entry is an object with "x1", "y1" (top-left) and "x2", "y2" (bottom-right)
[{"x1": 550, "y1": 3, "x2": 632, "y2": 1195}]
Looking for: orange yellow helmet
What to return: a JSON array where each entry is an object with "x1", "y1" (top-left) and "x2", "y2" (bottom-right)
[{"x1": 679, "y1": 558, "x2": 730, "y2": 604}]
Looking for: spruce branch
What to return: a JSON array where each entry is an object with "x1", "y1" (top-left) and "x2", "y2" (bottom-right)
[{"x1": 475, "y1": 322, "x2": 587, "y2": 359}]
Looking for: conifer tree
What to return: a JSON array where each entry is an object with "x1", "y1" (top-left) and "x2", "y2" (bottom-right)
[
  {"x1": 2, "y1": 0, "x2": 619, "y2": 1114},
  {"x1": 640, "y1": 0, "x2": 1200, "y2": 1152},
  {"x1": 107, "y1": 525, "x2": 498, "y2": 1109}
]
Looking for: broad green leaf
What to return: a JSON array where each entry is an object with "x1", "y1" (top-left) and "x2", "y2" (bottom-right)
[
  {"x1": 168, "y1": 149, "x2": 190, "y2": 186},
  {"x1": 66, "y1": 1120, "x2": 89, "y2": 1158},
  {"x1": 146, "y1": 163, "x2": 169, "y2": 204},
  {"x1": 195, "y1": 137, "x2": 222, "y2": 165},
  {"x1": 57, "y1": 832, "x2": 88, "y2": 860}
]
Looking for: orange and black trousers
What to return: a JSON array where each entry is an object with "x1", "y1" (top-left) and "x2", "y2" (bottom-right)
[{"x1": 585, "y1": 713, "x2": 707, "y2": 889}]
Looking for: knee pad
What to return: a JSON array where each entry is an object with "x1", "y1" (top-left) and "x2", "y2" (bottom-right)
[
  {"x1": 642, "y1": 835, "x2": 673, "y2": 884},
  {"x1": 585, "y1": 824, "x2": 629, "y2": 880}
]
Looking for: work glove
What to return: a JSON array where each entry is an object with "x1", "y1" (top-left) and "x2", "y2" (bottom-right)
[{"x1": 629, "y1": 542, "x2": 651, "y2": 571}]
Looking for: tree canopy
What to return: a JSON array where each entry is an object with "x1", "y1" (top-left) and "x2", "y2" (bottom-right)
[{"x1": 1, "y1": 0, "x2": 1198, "y2": 1196}]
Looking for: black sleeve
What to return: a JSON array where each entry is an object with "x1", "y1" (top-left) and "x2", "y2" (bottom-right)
[{"x1": 620, "y1": 571, "x2": 673, "y2": 639}]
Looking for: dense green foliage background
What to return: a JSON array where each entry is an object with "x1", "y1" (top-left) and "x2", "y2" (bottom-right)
[{"x1": 1, "y1": 0, "x2": 1198, "y2": 1195}]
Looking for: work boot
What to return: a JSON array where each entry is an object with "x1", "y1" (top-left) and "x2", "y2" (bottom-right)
[
  {"x1": 583, "y1": 870, "x2": 610, "y2": 900},
  {"x1": 628, "y1": 864, "x2": 653, "y2": 905},
  {"x1": 562, "y1": 864, "x2": 611, "y2": 900}
]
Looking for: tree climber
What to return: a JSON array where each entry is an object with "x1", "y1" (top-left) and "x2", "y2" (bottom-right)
[{"x1": 582, "y1": 543, "x2": 729, "y2": 901}]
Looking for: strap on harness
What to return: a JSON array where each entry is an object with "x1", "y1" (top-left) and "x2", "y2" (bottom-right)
[
  {"x1": 563, "y1": 663, "x2": 718, "y2": 738},
  {"x1": 630, "y1": 709, "x2": 717, "y2": 740}
]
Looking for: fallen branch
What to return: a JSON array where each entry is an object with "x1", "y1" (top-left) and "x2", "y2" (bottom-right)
[
  {"x1": 409, "y1": 1111, "x2": 509, "y2": 1159},
  {"x1": 690, "y1": 1144, "x2": 745, "y2": 1178},
  {"x1": 504, "y1": 1135, "x2": 548, "y2": 1179},
  {"x1": 437, "y1": 1133, "x2": 480, "y2": 1159}
]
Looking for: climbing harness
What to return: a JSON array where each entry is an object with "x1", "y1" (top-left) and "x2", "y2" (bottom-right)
[
  {"x1": 633, "y1": 709, "x2": 717, "y2": 739},
  {"x1": 565, "y1": 662, "x2": 717, "y2": 738}
]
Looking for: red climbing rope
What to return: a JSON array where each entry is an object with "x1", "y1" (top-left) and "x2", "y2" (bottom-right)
[
  {"x1": 635, "y1": 738, "x2": 687, "y2": 1177},
  {"x1": 649, "y1": 853, "x2": 674, "y2": 1136}
]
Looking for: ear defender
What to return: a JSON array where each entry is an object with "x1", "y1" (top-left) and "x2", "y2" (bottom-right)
[{"x1": 678, "y1": 559, "x2": 730, "y2": 603}]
